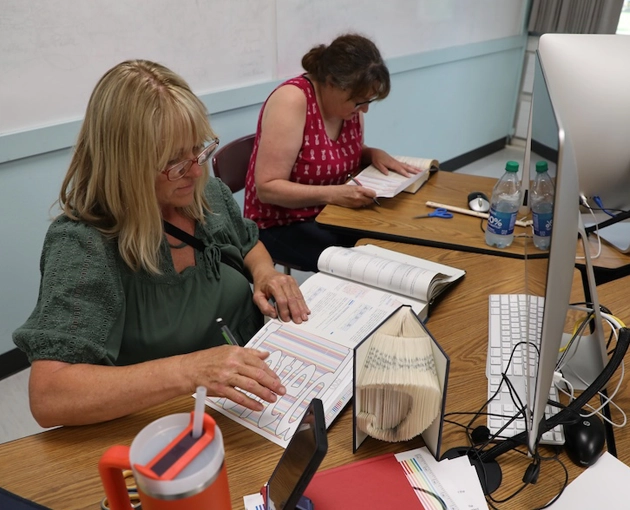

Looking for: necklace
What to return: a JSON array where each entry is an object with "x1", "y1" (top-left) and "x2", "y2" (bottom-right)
[{"x1": 168, "y1": 241, "x2": 188, "y2": 249}]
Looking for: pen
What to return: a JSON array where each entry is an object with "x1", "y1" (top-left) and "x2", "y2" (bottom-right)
[
  {"x1": 350, "y1": 176, "x2": 381, "y2": 206},
  {"x1": 216, "y1": 318, "x2": 240, "y2": 346},
  {"x1": 269, "y1": 297, "x2": 284, "y2": 322}
]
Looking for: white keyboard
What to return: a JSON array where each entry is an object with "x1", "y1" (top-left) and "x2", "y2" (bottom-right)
[{"x1": 487, "y1": 294, "x2": 565, "y2": 445}]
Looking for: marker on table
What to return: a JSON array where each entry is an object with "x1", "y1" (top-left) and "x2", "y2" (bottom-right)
[
  {"x1": 216, "y1": 318, "x2": 240, "y2": 346},
  {"x1": 350, "y1": 176, "x2": 381, "y2": 206}
]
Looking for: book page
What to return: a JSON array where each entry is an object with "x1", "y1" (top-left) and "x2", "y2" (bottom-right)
[
  {"x1": 292, "y1": 272, "x2": 426, "y2": 348},
  {"x1": 318, "y1": 246, "x2": 443, "y2": 303},
  {"x1": 351, "y1": 156, "x2": 436, "y2": 198},
  {"x1": 207, "y1": 319, "x2": 353, "y2": 448},
  {"x1": 353, "y1": 244, "x2": 466, "y2": 299}
]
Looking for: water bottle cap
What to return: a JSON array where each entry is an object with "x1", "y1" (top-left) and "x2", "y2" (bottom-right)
[
  {"x1": 535, "y1": 161, "x2": 549, "y2": 173},
  {"x1": 505, "y1": 161, "x2": 519, "y2": 172}
]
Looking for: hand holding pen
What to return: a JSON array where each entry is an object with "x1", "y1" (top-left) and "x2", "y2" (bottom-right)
[
  {"x1": 348, "y1": 175, "x2": 381, "y2": 206},
  {"x1": 182, "y1": 319, "x2": 285, "y2": 411}
]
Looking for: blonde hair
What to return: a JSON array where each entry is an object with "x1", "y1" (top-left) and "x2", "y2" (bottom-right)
[{"x1": 59, "y1": 60, "x2": 216, "y2": 274}]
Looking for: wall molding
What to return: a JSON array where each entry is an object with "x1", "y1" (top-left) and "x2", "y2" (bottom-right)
[
  {"x1": 0, "y1": 35, "x2": 525, "y2": 165},
  {"x1": 440, "y1": 137, "x2": 508, "y2": 171}
]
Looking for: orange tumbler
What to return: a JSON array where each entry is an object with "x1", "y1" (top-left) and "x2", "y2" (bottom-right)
[{"x1": 99, "y1": 412, "x2": 231, "y2": 510}]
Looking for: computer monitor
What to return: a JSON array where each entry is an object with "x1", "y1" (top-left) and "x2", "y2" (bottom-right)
[
  {"x1": 471, "y1": 34, "x2": 616, "y2": 483},
  {"x1": 542, "y1": 35, "x2": 630, "y2": 252},
  {"x1": 525, "y1": 34, "x2": 608, "y2": 455}
]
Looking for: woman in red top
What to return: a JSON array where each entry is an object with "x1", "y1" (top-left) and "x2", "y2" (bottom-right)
[{"x1": 244, "y1": 33, "x2": 419, "y2": 272}]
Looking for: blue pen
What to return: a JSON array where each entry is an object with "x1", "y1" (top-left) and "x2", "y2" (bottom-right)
[{"x1": 216, "y1": 318, "x2": 239, "y2": 346}]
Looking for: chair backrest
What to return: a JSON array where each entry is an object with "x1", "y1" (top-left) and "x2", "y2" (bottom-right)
[
  {"x1": 212, "y1": 133, "x2": 305, "y2": 275},
  {"x1": 211, "y1": 134, "x2": 256, "y2": 193}
]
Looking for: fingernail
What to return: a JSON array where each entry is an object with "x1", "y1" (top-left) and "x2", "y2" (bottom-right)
[{"x1": 278, "y1": 385, "x2": 286, "y2": 395}]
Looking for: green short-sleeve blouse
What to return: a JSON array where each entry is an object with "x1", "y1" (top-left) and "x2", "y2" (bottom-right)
[{"x1": 14, "y1": 178, "x2": 263, "y2": 366}]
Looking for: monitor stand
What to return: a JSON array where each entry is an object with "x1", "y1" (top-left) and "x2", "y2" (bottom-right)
[
  {"x1": 560, "y1": 218, "x2": 608, "y2": 390},
  {"x1": 559, "y1": 217, "x2": 616, "y2": 456}
]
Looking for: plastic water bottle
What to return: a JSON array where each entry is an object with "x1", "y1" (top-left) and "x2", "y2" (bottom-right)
[
  {"x1": 485, "y1": 161, "x2": 522, "y2": 248},
  {"x1": 530, "y1": 161, "x2": 554, "y2": 250}
]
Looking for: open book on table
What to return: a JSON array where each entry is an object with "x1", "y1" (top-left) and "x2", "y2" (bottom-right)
[
  {"x1": 206, "y1": 244, "x2": 464, "y2": 448},
  {"x1": 351, "y1": 155, "x2": 439, "y2": 198}
]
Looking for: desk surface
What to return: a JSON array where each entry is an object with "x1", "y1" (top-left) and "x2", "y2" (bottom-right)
[
  {"x1": 317, "y1": 171, "x2": 630, "y2": 272},
  {"x1": 1, "y1": 242, "x2": 628, "y2": 510}
]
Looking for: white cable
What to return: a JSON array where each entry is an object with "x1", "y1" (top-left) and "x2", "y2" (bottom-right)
[
  {"x1": 576, "y1": 201, "x2": 601, "y2": 260},
  {"x1": 576, "y1": 359, "x2": 626, "y2": 428},
  {"x1": 553, "y1": 372, "x2": 575, "y2": 401},
  {"x1": 556, "y1": 318, "x2": 627, "y2": 428},
  {"x1": 554, "y1": 366, "x2": 627, "y2": 428},
  {"x1": 601, "y1": 312, "x2": 626, "y2": 330}
]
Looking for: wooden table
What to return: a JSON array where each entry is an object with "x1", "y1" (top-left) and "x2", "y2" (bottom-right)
[
  {"x1": 317, "y1": 171, "x2": 630, "y2": 279},
  {"x1": 1, "y1": 242, "x2": 628, "y2": 510}
]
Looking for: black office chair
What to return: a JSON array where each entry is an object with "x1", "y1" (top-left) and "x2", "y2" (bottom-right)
[{"x1": 211, "y1": 134, "x2": 303, "y2": 275}]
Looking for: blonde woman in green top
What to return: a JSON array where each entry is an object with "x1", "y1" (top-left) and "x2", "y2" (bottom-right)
[{"x1": 13, "y1": 60, "x2": 310, "y2": 427}]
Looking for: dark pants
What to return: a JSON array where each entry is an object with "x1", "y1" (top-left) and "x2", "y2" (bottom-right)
[{"x1": 259, "y1": 221, "x2": 361, "y2": 273}]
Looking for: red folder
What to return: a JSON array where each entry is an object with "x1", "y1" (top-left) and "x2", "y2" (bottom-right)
[{"x1": 303, "y1": 452, "x2": 424, "y2": 509}]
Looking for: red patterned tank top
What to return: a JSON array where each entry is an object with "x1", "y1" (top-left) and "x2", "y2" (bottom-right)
[{"x1": 244, "y1": 75, "x2": 363, "y2": 229}]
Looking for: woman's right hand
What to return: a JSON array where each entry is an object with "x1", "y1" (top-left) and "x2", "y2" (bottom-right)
[
  {"x1": 329, "y1": 183, "x2": 378, "y2": 208},
  {"x1": 183, "y1": 345, "x2": 285, "y2": 411}
]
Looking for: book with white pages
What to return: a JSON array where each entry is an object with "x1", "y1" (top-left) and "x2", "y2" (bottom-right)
[
  {"x1": 318, "y1": 244, "x2": 465, "y2": 323},
  {"x1": 206, "y1": 244, "x2": 463, "y2": 448},
  {"x1": 351, "y1": 155, "x2": 439, "y2": 198}
]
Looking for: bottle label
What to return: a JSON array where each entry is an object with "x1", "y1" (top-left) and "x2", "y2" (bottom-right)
[
  {"x1": 486, "y1": 208, "x2": 517, "y2": 236},
  {"x1": 533, "y1": 211, "x2": 553, "y2": 237}
]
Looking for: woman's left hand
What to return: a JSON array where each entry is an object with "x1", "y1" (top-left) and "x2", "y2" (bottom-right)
[
  {"x1": 252, "y1": 267, "x2": 311, "y2": 323},
  {"x1": 244, "y1": 241, "x2": 310, "y2": 323},
  {"x1": 369, "y1": 148, "x2": 421, "y2": 177}
]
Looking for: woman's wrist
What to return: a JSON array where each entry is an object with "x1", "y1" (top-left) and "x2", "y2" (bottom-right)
[{"x1": 361, "y1": 145, "x2": 375, "y2": 166}]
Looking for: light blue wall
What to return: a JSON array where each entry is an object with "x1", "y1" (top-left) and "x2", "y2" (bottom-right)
[{"x1": 0, "y1": 35, "x2": 526, "y2": 355}]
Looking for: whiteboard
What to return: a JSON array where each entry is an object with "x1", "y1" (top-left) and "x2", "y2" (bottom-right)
[
  {"x1": 0, "y1": 0, "x2": 526, "y2": 134},
  {"x1": 276, "y1": 0, "x2": 526, "y2": 77},
  {"x1": 0, "y1": 0, "x2": 276, "y2": 134}
]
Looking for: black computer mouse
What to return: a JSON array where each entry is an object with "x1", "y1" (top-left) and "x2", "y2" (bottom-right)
[
  {"x1": 467, "y1": 191, "x2": 490, "y2": 213},
  {"x1": 563, "y1": 414, "x2": 606, "y2": 467}
]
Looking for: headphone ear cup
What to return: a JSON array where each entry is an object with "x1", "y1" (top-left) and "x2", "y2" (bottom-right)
[{"x1": 471, "y1": 425, "x2": 491, "y2": 444}]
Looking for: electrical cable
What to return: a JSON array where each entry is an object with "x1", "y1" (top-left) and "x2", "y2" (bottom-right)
[
  {"x1": 593, "y1": 196, "x2": 617, "y2": 217},
  {"x1": 479, "y1": 327, "x2": 630, "y2": 463},
  {"x1": 576, "y1": 200, "x2": 602, "y2": 259},
  {"x1": 554, "y1": 307, "x2": 627, "y2": 427}
]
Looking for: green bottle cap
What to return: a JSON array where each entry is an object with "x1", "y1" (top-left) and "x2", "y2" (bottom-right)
[
  {"x1": 505, "y1": 161, "x2": 519, "y2": 172},
  {"x1": 535, "y1": 161, "x2": 549, "y2": 173}
]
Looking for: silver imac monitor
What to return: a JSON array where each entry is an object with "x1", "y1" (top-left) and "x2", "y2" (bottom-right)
[
  {"x1": 542, "y1": 35, "x2": 630, "y2": 252},
  {"x1": 527, "y1": 34, "x2": 630, "y2": 453},
  {"x1": 477, "y1": 34, "x2": 614, "y2": 473}
]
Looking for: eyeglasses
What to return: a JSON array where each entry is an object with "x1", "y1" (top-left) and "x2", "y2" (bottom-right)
[
  {"x1": 162, "y1": 138, "x2": 220, "y2": 181},
  {"x1": 353, "y1": 96, "x2": 379, "y2": 110}
]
